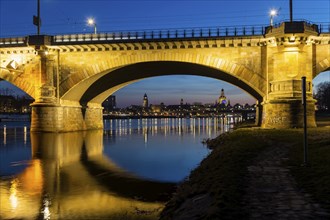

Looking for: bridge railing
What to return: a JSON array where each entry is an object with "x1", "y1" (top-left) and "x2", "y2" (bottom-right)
[
  {"x1": 0, "y1": 37, "x2": 26, "y2": 46},
  {"x1": 52, "y1": 25, "x2": 267, "y2": 43},
  {"x1": 1, "y1": 22, "x2": 329, "y2": 46},
  {"x1": 319, "y1": 23, "x2": 330, "y2": 34}
]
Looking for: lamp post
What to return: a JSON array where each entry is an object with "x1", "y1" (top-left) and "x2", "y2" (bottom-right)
[
  {"x1": 290, "y1": 0, "x2": 293, "y2": 22},
  {"x1": 87, "y1": 18, "x2": 97, "y2": 34},
  {"x1": 269, "y1": 9, "x2": 277, "y2": 26},
  {"x1": 33, "y1": 0, "x2": 41, "y2": 35},
  {"x1": 302, "y1": 77, "x2": 308, "y2": 166}
]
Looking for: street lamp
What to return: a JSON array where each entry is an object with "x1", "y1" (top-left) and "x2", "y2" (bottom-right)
[
  {"x1": 269, "y1": 9, "x2": 278, "y2": 26},
  {"x1": 87, "y1": 18, "x2": 97, "y2": 34}
]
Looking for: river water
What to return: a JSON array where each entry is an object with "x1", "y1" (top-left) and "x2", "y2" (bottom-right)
[{"x1": 0, "y1": 116, "x2": 240, "y2": 220}]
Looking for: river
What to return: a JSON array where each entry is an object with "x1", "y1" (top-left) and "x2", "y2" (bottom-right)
[{"x1": 0, "y1": 116, "x2": 241, "y2": 219}]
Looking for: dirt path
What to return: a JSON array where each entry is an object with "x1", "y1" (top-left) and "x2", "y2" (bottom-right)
[{"x1": 242, "y1": 143, "x2": 330, "y2": 219}]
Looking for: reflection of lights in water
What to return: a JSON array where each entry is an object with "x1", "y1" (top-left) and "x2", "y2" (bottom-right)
[
  {"x1": 9, "y1": 179, "x2": 19, "y2": 209},
  {"x1": 106, "y1": 116, "x2": 240, "y2": 140},
  {"x1": 3, "y1": 125, "x2": 6, "y2": 145},
  {"x1": 41, "y1": 197, "x2": 51, "y2": 220},
  {"x1": 24, "y1": 126, "x2": 27, "y2": 144},
  {"x1": 143, "y1": 127, "x2": 148, "y2": 143}
]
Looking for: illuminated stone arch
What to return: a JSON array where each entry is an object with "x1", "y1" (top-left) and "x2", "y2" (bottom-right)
[
  {"x1": 61, "y1": 53, "x2": 266, "y2": 105},
  {"x1": 314, "y1": 57, "x2": 330, "y2": 78},
  {"x1": 0, "y1": 69, "x2": 36, "y2": 98},
  {"x1": 83, "y1": 61, "x2": 264, "y2": 105}
]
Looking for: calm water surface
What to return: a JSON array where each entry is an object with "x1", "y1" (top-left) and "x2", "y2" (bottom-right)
[{"x1": 0, "y1": 117, "x2": 239, "y2": 219}]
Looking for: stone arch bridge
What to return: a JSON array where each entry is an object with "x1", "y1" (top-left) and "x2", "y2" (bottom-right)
[{"x1": 1, "y1": 21, "x2": 329, "y2": 132}]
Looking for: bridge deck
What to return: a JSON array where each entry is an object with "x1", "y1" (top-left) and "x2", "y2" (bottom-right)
[{"x1": 1, "y1": 22, "x2": 329, "y2": 48}]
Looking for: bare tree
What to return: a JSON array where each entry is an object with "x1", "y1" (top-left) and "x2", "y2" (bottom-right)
[{"x1": 315, "y1": 82, "x2": 330, "y2": 112}]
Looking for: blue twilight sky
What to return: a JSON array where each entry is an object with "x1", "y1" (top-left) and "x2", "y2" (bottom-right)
[{"x1": 0, "y1": 0, "x2": 329, "y2": 107}]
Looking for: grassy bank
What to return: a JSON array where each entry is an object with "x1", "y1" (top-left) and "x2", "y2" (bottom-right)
[
  {"x1": 160, "y1": 126, "x2": 330, "y2": 219},
  {"x1": 287, "y1": 127, "x2": 330, "y2": 210}
]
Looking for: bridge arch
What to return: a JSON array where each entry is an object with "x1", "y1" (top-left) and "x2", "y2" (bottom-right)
[
  {"x1": 0, "y1": 69, "x2": 36, "y2": 98},
  {"x1": 61, "y1": 55, "x2": 266, "y2": 105},
  {"x1": 80, "y1": 61, "x2": 263, "y2": 105},
  {"x1": 315, "y1": 57, "x2": 330, "y2": 78}
]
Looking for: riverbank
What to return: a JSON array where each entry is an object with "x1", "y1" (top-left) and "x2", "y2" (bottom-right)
[{"x1": 160, "y1": 126, "x2": 330, "y2": 219}]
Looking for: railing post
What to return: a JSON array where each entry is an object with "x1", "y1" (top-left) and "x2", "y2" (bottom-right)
[
  {"x1": 192, "y1": 29, "x2": 195, "y2": 37},
  {"x1": 225, "y1": 28, "x2": 228, "y2": 36},
  {"x1": 234, "y1": 28, "x2": 237, "y2": 36},
  {"x1": 200, "y1": 29, "x2": 202, "y2": 37},
  {"x1": 183, "y1": 30, "x2": 186, "y2": 38},
  {"x1": 208, "y1": 29, "x2": 211, "y2": 37},
  {"x1": 243, "y1": 27, "x2": 246, "y2": 35},
  {"x1": 167, "y1": 30, "x2": 170, "y2": 38},
  {"x1": 252, "y1": 27, "x2": 255, "y2": 35},
  {"x1": 175, "y1": 30, "x2": 178, "y2": 38},
  {"x1": 217, "y1": 28, "x2": 220, "y2": 36}
]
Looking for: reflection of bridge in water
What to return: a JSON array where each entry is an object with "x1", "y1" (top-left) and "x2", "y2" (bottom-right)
[{"x1": 0, "y1": 130, "x2": 175, "y2": 219}]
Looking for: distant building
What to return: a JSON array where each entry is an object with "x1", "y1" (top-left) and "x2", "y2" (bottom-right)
[
  {"x1": 244, "y1": 103, "x2": 251, "y2": 110},
  {"x1": 150, "y1": 104, "x2": 162, "y2": 113},
  {"x1": 143, "y1": 93, "x2": 149, "y2": 108},
  {"x1": 102, "y1": 95, "x2": 116, "y2": 113},
  {"x1": 234, "y1": 103, "x2": 243, "y2": 110},
  {"x1": 0, "y1": 95, "x2": 16, "y2": 112},
  {"x1": 218, "y1": 89, "x2": 227, "y2": 105}
]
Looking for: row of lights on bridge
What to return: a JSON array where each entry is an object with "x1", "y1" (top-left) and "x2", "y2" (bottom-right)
[{"x1": 85, "y1": 10, "x2": 279, "y2": 35}]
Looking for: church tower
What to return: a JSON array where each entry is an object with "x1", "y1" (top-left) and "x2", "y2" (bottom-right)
[
  {"x1": 143, "y1": 93, "x2": 149, "y2": 108},
  {"x1": 218, "y1": 89, "x2": 227, "y2": 105}
]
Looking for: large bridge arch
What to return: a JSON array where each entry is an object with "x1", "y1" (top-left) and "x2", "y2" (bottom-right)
[
  {"x1": 76, "y1": 61, "x2": 264, "y2": 105},
  {"x1": 60, "y1": 52, "x2": 266, "y2": 105}
]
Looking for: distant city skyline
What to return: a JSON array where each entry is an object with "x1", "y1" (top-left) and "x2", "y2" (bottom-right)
[
  {"x1": 0, "y1": 0, "x2": 329, "y2": 107},
  {"x1": 1, "y1": 72, "x2": 329, "y2": 108}
]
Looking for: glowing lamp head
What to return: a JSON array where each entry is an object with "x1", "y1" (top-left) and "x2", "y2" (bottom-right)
[
  {"x1": 270, "y1": 9, "x2": 277, "y2": 17},
  {"x1": 87, "y1": 18, "x2": 95, "y2": 26}
]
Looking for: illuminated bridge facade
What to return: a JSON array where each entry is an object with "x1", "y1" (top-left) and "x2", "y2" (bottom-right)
[{"x1": 1, "y1": 21, "x2": 330, "y2": 132}]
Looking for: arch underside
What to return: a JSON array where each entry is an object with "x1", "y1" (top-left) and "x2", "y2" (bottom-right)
[
  {"x1": 0, "y1": 69, "x2": 35, "y2": 98},
  {"x1": 76, "y1": 61, "x2": 264, "y2": 105},
  {"x1": 314, "y1": 57, "x2": 330, "y2": 79}
]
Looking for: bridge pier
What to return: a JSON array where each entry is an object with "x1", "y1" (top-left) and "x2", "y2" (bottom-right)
[
  {"x1": 261, "y1": 22, "x2": 320, "y2": 129},
  {"x1": 261, "y1": 99, "x2": 316, "y2": 128},
  {"x1": 30, "y1": 102, "x2": 103, "y2": 132}
]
